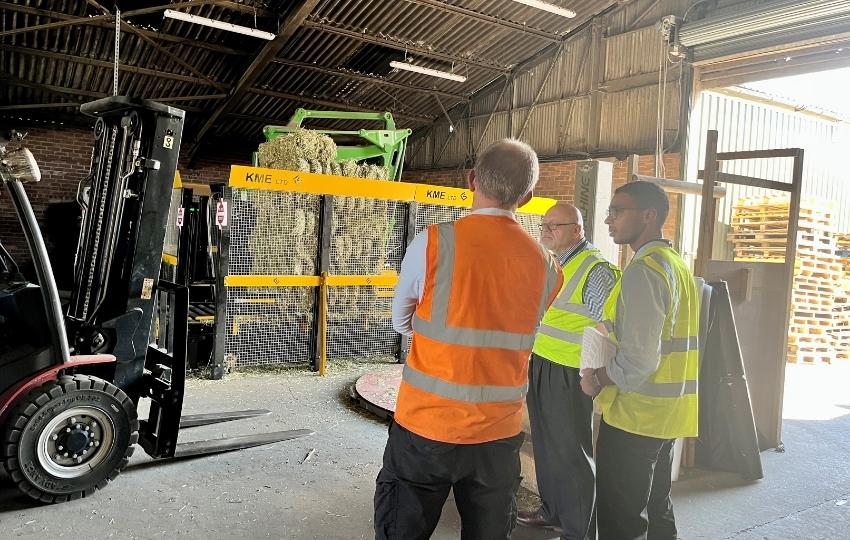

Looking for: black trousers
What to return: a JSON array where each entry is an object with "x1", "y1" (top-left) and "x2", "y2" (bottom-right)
[
  {"x1": 596, "y1": 420, "x2": 677, "y2": 540},
  {"x1": 374, "y1": 421, "x2": 524, "y2": 540},
  {"x1": 526, "y1": 353, "x2": 596, "y2": 540}
]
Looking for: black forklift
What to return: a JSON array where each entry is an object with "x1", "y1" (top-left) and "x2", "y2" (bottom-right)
[{"x1": 0, "y1": 97, "x2": 311, "y2": 503}]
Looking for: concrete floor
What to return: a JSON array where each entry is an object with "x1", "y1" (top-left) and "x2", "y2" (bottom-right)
[{"x1": 1, "y1": 360, "x2": 848, "y2": 539}]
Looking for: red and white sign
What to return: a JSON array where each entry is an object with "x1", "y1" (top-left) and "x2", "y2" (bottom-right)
[
  {"x1": 216, "y1": 201, "x2": 228, "y2": 229},
  {"x1": 176, "y1": 207, "x2": 185, "y2": 228}
]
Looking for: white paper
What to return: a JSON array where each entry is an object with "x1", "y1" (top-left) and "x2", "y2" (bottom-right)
[{"x1": 581, "y1": 326, "x2": 617, "y2": 370}]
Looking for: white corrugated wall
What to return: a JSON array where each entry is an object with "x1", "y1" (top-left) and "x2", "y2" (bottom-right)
[{"x1": 680, "y1": 89, "x2": 850, "y2": 266}]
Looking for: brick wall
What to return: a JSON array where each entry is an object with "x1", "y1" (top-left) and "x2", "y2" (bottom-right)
[
  {"x1": 403, "y1": 153, "x2": 682, "y2": 242},
  {"x1": 1, "y1": 126, "x2": 251, "y2": 276},
  {"x1": 0, "y1": 128, "x2": 92, "y2": 274}
]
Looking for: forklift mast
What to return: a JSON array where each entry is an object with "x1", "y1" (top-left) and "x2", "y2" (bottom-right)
[
  {"x1": 1, "y1": 100, "x2": 311, "y2": 503},
  {"x1": 66, "y1": 97, "x2": 184, "y2": 390}
]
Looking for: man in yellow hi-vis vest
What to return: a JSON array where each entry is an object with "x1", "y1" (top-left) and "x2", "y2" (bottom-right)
[
  {"x1": 581, "y1": 181, "x2": 699, "y2": 540},
  {"x1": 518, "y1": 202, "x2": 619, "y2": 540}
]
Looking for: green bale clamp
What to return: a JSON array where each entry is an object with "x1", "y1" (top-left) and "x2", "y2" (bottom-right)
[{"x1": 260, "y1": 109, "x2": 412, "y2": 181}]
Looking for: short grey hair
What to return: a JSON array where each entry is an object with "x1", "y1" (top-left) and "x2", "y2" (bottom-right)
[{"x1": 474, "y1": 139, "x2": 539, "y2": 207}]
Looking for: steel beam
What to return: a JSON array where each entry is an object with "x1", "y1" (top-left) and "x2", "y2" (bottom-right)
[
  {"x1": 301, "y1": 20, "x2": 507, "y2": 72},
  {"x1": 186, "y1": 0, "x2": 322, "y2": 164},
  {"x1": 0, "y1": 45, "x2": 219, "y2": 88},
  {"x1": 86, "y1": 0, "x2": 229, "y2": 93},
  {"x1": 0, "y1": 2, "x2": 245, "y2": 55},
  {"x1": 517, "y1": 43, "x2": 563, "y2": 140},
  {"x1": 271, "y1": 58, "x2": 467, "y2": 101},
  {"x1": 402, "y1": 0, "x2": 558, "y2": 42},
  {"x1": 474, "y1": 76, "x2": 510, "y2": 155},
  {"x1": 243, "y1": 88, "x2": 432, "y2": 123},
  {"x1": 634, "y1": 174, "x2": 727, "y2": 198}
]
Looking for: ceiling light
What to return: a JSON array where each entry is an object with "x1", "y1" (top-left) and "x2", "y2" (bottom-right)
[
  {"x1": 389, "y1": 61, "x2": 467, "y2": 83},
  {"x1": 511, "y1": 0, "x2": 576, "y2": 18},
  {"x1": 163, "y1": 9, "x2": 276, "y2": 40}
]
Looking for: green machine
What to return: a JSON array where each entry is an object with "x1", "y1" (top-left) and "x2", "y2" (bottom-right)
[{"x1": 259, "y1": 109, "x2": 412, "y2": 181}]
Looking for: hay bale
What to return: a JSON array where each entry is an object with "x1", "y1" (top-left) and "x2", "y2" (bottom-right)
[
  {"x1": 341, "y1": 160, "x2": 359, "y2": 178},
  {"x1": 257, "y1": 129, "x2": 337, "y2": 170}
]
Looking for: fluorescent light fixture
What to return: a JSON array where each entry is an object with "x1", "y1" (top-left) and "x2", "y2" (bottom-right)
[
  {"x1": 511, "y1": 0, "x2": 576, "y2": 18},
  {"x1": 389, "y1": 61, "x2": 467, "y2": 82},
  {"x1": 163, "y1": 9, "x2": 276, "y2": 40}
]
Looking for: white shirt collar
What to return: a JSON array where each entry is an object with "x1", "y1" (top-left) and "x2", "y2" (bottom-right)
[{"x1": 470, "y1": 207, "x2": 517, "y2": 221}]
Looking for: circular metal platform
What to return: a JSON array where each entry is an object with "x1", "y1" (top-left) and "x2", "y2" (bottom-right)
[{"x1": 351, "y1": 364, "x2": 403, "y2": 420}]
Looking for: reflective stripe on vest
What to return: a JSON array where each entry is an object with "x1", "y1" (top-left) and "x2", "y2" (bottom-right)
[
  {"x1": 536, "y1": 251, "x2": 606, "y2": 346},
  {"x1": 634, "y1": 378, "x2": 698, "y2": 398},
  {"x1": 661, "y1": 336, "x2": 699, "y2": 355},
  {"x1": 403, "y1": 364, "x2": 528, "y2": 403},
  {"x1": 550, "y1": 254, "x2": 600, "y2": 312},
  {"x1": 412, "y1": 223, "x2": 560, "y2": 351}
]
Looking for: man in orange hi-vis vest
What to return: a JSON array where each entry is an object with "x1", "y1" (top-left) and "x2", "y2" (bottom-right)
[{"x1": 374, "y1": 139, "x2": 564, "y2": 540}]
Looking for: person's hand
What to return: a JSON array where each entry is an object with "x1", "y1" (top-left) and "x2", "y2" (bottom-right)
[{"x1": 580, "y1": 369, "x2": 600, "y2": 397}]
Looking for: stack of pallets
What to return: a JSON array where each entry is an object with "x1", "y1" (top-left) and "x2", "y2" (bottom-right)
[
  {"x1": 834, "y1": 234, "x2": 850, "y2": 360},
  {"x1": 728, "y1": 196, "x2": 841, "y2": 364}
]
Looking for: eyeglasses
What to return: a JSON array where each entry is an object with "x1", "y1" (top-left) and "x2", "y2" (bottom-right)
[
  {"x1": 538, "y1": 222, "x2": 578, "y2": 232},
  {"x1": 605, "y1": 207, "x2": 645, "y2": 219}
]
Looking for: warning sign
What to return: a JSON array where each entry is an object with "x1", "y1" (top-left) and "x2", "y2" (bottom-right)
[
  {"x1": 176, "y1": 207, "x2": 184, "y2": 228},
  {"x1": 216, "y1": 201, "x2": 228, "y2": 228}
]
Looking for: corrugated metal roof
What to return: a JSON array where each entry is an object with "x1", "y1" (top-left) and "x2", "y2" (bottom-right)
[
  {"x1": 406, "y1": 0, "x2": 686, "y2": 168},
  {"x1": 0, "y1": 0, "x2": 616, "y2": 153}
]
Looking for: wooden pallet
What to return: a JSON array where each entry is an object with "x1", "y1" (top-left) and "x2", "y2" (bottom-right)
[
  {"x1": 788, "y1": 352, "x2": 835, "y2": 364},
  {"x1": 727, "y1": 231, "x2": 834, "y2": 242},
  {"x1": 730, "y1": 196, "x2": 842, "y2": 364}
]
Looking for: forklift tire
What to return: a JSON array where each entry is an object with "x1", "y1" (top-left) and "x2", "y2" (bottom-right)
[{"x1": 1, "y1": 374, "x2": 138, "y2": 503}]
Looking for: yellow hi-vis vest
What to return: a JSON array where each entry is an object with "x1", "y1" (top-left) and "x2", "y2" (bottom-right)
[
  {"x1": 597, "y1": 243, "x2": 700, "y2": 439},
  {"x1": 532, "y1": 246, "x2": 620, "y2": 368}
]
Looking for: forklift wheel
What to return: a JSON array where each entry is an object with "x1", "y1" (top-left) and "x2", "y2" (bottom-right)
[{"x1": 2, "y1": 374, "x2": 138, "y2": 503}]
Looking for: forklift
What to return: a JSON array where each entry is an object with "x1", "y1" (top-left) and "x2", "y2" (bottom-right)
[{"x1": 0, "y1": 97, "x2": 311, "y2": 503}]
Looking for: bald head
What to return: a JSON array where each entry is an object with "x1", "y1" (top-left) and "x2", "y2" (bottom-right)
[
  {"x1": 540, "y1": 202, "x2": 585, "y2": 253},
  {"x1": 547, "y1": 203, "x2": 583, "y2": 226},
  {"x1": 472, "y1": 139, "x2": 539, "y2": 208}
]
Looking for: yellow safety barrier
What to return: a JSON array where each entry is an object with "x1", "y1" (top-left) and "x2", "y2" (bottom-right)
[
  {"x1": 225, "y1": 273, "x2": 399, "y2": 289},
  {"x1": 228, "y1": 165, "x2": 556, "y2": 215}
]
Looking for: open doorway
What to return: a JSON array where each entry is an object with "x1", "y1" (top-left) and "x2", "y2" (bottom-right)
[{"x1": 683, "y1": 65, "x2": 850, "y2": 451}]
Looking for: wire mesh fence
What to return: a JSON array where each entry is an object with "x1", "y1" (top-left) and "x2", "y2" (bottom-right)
[
  {"x1": 414, "y1": 203, "x2": 543, "y2": 239},
  {"x1": 222, "y1": 185, "x2": 549, "y2": 370},
  {"x1": 224, "y1": 288, "x2": 314, "y2": 368},
  {"x1": 326, "y1": 198, "x2": 407, "y2": 362},
  {"x1": 224, "y1": 188, "x2": 320, "y2": 367}
]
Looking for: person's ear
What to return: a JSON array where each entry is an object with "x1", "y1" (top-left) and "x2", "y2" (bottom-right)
[
  {"x1": 517, "y1": 190, "x2": 533, "y2": 208},
  {"x1": 644, "y1": 207, "x2": 658, "y2": 225},
  {"x1": 468, "y1": 169, "x2": 476, "y2": 192}
]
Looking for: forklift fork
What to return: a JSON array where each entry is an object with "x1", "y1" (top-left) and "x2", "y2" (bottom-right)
[{"x1": 140, "y1": 281, "x2": 312, "y2": 460}]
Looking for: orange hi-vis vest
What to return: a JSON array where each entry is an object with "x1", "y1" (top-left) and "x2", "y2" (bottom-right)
[{"x1": 394, "y1": 213, "x2": 563, "y2": 444}]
